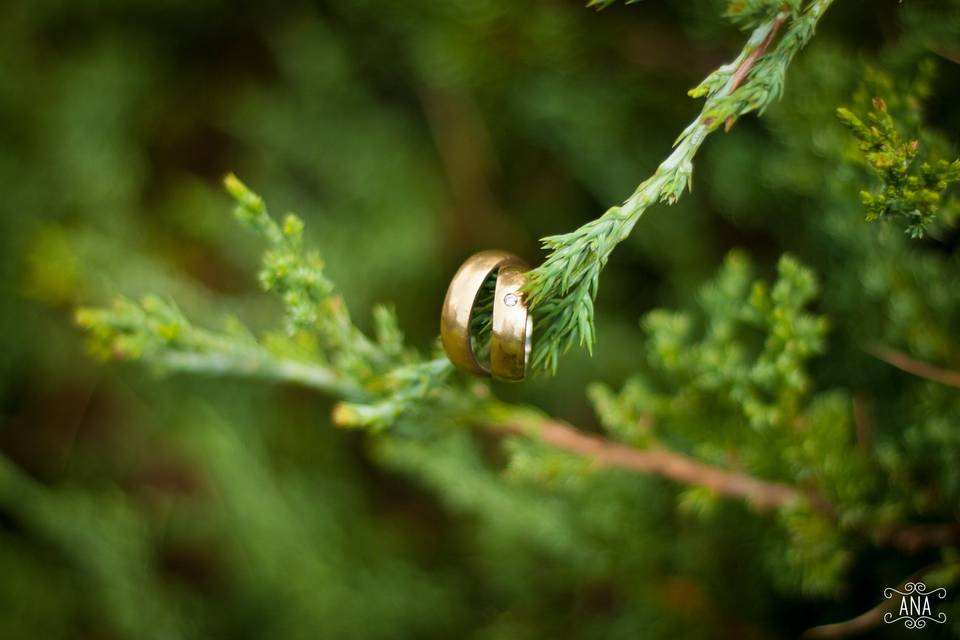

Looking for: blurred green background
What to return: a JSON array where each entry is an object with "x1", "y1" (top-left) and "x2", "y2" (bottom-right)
[{"x1": 2, "y1": 0, "x2": 959, "y2": 638}]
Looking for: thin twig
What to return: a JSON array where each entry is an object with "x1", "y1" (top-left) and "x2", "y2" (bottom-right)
[
  {"x1": 724, "y1": 11, "x2": 789, "y2": 131},
  {"x1": 502, "y1": 418, "x2": 808, "y2": 511},
  {"x1": 153, "y1": 350, "x2": 366, "y2": 400},
  {"x1": 495, "y1": 415, "x2": 958, "y2": 552},
  {"x1": 802, "y1": 599, "x2": 893, "y2": 638},
  {"x1": 866, "y1": 343, "x2": 960, "y2": 388},
  {"x1": 873, "y1": 522, "x2": 960, "y2": 554}
]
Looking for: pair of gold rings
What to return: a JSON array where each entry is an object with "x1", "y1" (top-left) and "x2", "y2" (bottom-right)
[{"x1": 440, "y1": 250, "x2": 532, "y2": 381}]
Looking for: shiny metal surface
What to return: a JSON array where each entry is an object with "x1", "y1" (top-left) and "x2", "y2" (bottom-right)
[{"x1": 440, "y1": 250, "x2": 526, "y2": 377}]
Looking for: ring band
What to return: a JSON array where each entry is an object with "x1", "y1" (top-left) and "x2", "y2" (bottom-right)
[
  {"x1": 490, "y1": 265, "x2": 531, "y2": 381},
  {"x1": 440, "y1": 250, "x2": 530, "y2": 379}
]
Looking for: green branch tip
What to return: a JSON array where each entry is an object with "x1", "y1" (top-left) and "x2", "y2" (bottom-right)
[{"x1": 524, "y1": 0, "x2": 835, "y2": 375}]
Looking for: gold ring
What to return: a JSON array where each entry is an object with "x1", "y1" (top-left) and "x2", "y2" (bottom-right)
[
  {"x1": 440, "y1": 250, "x2": 531, "y2": 380},
  {"x1": 490, "y1": 264, "x2": 531, "y2": 381}
]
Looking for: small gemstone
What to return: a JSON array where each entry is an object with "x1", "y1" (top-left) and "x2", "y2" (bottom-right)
[{"x1": 503, "y1": 293, "x2": 519, "y2": 307}]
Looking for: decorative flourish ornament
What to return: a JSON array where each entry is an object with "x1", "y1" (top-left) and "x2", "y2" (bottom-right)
[{"x1": 440, "y1": 250, "x2": 532, "y2": 381}]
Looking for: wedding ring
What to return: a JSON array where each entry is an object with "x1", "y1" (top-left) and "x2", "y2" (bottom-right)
[
  {"x1": 490, "y1": 264, "x2": 531, "y2": 381},
  {"x1": 440, "y1": 250, "x2": 530, "y2": 379}
]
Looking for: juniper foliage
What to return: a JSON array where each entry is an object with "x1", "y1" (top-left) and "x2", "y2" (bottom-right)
[
  {"x1": 3, "y1": 0, "x2": 960, "y2": 638},
  {"x1": 524, "y1": 0, "x2": 835, "y2": 373},
  {"x1": 837, "y1": 64, "x2": 960, "y2": 238}
]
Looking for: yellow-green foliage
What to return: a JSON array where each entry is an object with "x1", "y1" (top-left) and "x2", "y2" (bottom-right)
[{"x1": 837, "y1": 64, "x2": 960, "y2": 238}]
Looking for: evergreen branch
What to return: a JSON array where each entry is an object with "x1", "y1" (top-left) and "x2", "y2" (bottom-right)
[
  {"x1": 75, "y1": 294, "x2": 366, "y2": 399},
  {"x1": 867, "y1": 343, "x2": 960, "y2": 388},
  {"x1": 837, "y1": 88, "x2": 960, "y2": 238},
  {"x1": 78, "y1": 175, "x2": 456, "y2": 431},
  {"x1": 77, "y1": 173, "x2": 958, "y2": 586},
  {"x1": 69, "y1": 289, "x2": 818, "y2": 513},
  {"x1": 151, "y1": 350, "x2": 366, "y2": 399},
  {"x1": 525, "y1": 0, "x2": 835, "y2": 373}
]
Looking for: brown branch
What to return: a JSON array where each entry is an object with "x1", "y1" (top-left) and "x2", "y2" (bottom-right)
[
  {"x1": 501, "y1": 418, "x2": 808, "y2": 511},
  {"x1": 723, "y1": 11, "x2": 789, "y2": 131},
  {"x1": 930, "y1": 47, "x2": 960, "y2": 65},
  {"x1": 873, "y1": 522, "x2": 960, "y2": 554},
  {"x1": 802, "y1": 597, "x2": 893, "y2": 638},
  {"x1": 495, "y1": 414, "x2": 959, "y2": 552},
  {"x1": 867, "y1": 343, "x2": 960, "y2": 388}
]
